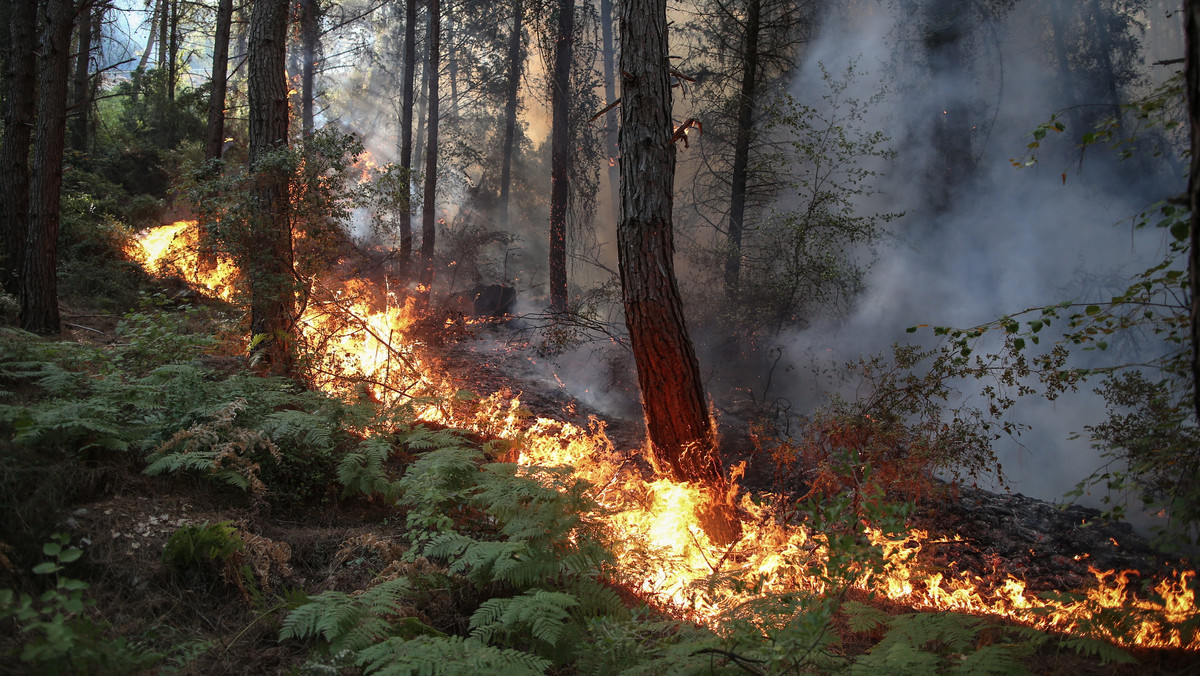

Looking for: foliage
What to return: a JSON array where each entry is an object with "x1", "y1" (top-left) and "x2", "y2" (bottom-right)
[
  {"x1": 279, "y1": 578, "x2": 417, "y2": 655},
  {"x1": 162, "y1": 521, "x2": 246, "y2": 574},
  {"x1": 0, "y1": 535, "x2": 156, "y2": 674}
]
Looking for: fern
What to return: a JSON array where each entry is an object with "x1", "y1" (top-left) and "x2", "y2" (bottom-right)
[
  {"x1": 469, "y1": 589, "x2": 579, "y2": 652},
  {"x1": 848, "y1": 611, "x2": 1038, "y2": 676},
  {"x1": 356, "y1": 635, "x2": 550, "y2": 676},
  {"x1": 145, "y1": 398, "x2": 280, "y2": 495},
  {"x1": 338, "y1": 436, "x2": 403, "y2": 500},
  {"x1": 279, "y1": 577, "x2": 412, "y2": 654}
]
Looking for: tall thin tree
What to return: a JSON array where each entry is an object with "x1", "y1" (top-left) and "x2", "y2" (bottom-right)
[
  {"x1": 1186, "y1": 0, "x2": 1200, "y2": 419},
  {"x1": 618, "y1": 0, "x2": 722, "y2": 487},
  {"x1": 420, "y1": 0, "x2": 441, "y2": 290},
  {"x1": 299, "y1": 0, "x2": 318, "y2": 134},
  {"x1": 0, "y1": 0, "x2": 37, "y2": 297},
  {"x1": 497, "y1": 0, "x2": 523, "y2": 229},
  {"x1": 548, "y1": 0, "x2": 575, "y2": 311},
  {"x1": 247, "y1": 0, "x2": 295, "y2": 372},
  {"x1": 22, "y1": 0, "x2": 78, "y2": 334},
  {"x1": 397, "y1": 0, "x2": 417, "y2": 274},
  {"x1": 599, "y1": 0, "x2": 619, "y2": 224}
]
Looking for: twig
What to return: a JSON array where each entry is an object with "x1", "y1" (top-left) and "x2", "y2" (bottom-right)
[
  {"x1": 589, "y1": 98, "x2": 621, "y2": 123},
  {"x1": 65, "y1": 323, "x2": 103, "y2": 334},
  {"x1": 691, "y1": 648, "x2": 765, "y2": 675}
]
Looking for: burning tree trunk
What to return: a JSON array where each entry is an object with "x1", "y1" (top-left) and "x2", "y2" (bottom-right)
[
  {"x1": 723, "y1": 0, "x2": 760, "y2": 300},
  {"x1": 548, "y1": 0, "x2": 574, "y2": 312},
  {"x1": 617, "y1": 0, "x2": 723, "y2": 488},
  {"x1": 1187, "y1": 0, "x2": 1200, "y2": 420},
  {"x1": 22, "y1": 0, "x2": 76, "y2": 334},
  {"x1": 247, "y1": 0, "x2": 295, "y2": 373},
  {"x1": 497, "y1": 0, "x2": 523, "y2": 230},
  {"x1": 299, "y1": 0, "x2": 318, "y2": 135},
  {"x1": 419, "y1": 0, "x2": 440, "y2": 291},
  {"x1": 599, "y1": 0, "x2": 619, "y2": 224},
  {"x1": 397, "y1": 0, "x2": 417, "y2": 276},
  {"x1": 0, "y1": 0, "x2": 37, "y2": 297}
]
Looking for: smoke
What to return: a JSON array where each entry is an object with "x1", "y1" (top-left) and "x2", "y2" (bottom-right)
[{"x1": 765, "y1": 0, "x2": 1185, "y2": 512}]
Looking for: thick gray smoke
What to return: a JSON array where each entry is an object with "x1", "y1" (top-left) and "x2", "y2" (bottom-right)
[{"x1": 771, "y1": 0, "x2": 1185, "y2": 513}]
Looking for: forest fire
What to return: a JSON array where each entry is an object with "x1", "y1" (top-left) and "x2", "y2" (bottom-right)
[{"x1": 129, "y1": 220, "x2": 1199, "y2": 652}]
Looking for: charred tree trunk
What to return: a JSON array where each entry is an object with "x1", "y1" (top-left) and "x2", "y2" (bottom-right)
[
  {"x1": 0, "y1": 0, "x2": 36, "y2": 297},
  {"x1": 497, "y1": 0, "x2": 523, "y2": 230},
  {"x1": 1186, "y1": 0, "x2": 1200, "y2": 420},
  {"x1": 299, "y1": 0, "x2": 317, "y2": 135},
  {"x1": 22, "y1": 0, "x2": 76, "y2": 334},
  {"x1": 205, "y1": 0, "x2": 233, "y2": 161},
  {"x1": 548, "y1": 0, "x2": 574, "y2": 312},
  {"x1": 723, "y1": 0, "x2": 760, "y2": 300},
  {"x1": 397, "y1": 0, "x2": 417, "y2": 275},
  {"x1": 419, "y1": 0, "x2": 440, "y2": 290},
  {"x1": 599, "y1": 0, "x2": 619, "y2": 225},
  {"x1": 247, "y1": 0, "x2": 294, "y2": 373},
  {"x1": 69, "y1": 2, "x2": 95, "y2": 153},
  {"x1": 617, "y1": 0, "x2": 723, "y2": 488}
]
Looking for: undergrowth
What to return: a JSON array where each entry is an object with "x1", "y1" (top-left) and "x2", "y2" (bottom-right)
[{"x1": 0, "y1": 299, "x2": 1163, "y2": 674}]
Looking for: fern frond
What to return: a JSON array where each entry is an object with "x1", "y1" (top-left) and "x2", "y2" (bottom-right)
[
  {"x1": 280, "y1": 577, "x2": 411, "y2": 654},
  {"x1": 338, "y1": 436, "x2": 402, "y2": 500},
  {"x1": 469, "y1": 589, "x2": 578, "y2": 651},
  {"x1": 357, "y1": 635, "x2": 550, "y2": 676}
]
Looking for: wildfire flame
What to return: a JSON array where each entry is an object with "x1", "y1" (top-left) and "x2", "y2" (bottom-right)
[{"x1": 129, "y1": 221, "x2": 1198, "y2": 651}]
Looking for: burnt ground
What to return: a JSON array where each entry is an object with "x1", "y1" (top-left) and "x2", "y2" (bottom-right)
[{"x1": 1, "y1": 313, "x2": 1198, "y2": 675}]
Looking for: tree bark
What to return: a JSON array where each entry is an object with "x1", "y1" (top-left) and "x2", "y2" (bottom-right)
[
  {"x1": 723, "y1": 0, "x2": 760, "y2": 300},
  {"x1": 167, "y1": 0, "x2": 178, "y2": 98},
  {"x1": 599, "y1": 0, "x2": 619, "y2": 226},
  {"x1": 397, "y1": 0, "x2": 417, "y2": 275},
  {"x1": 22, "y1": 0, "x2": 76, "y2": 334},
  {"x1": 0, "y1": 0, "x2": 37, "y2": 297},
  {"x1": 1186, "y1": 0, "x2": 1200, "y2": 420},
  {"x1": 247, "y1": 0, "x2": 294, "y2": 373},
  {"x1": 419, "y1": 0, "x2": 440, "y2": 290},
  {"x1": 497, "y1": 0, "x2": 523, "y2": 230},
  {"x1": 299, "y1": 0, "x2": 317, "y2": 135},
  {"x1": 548, "y1": 0, "x2": 574, "y2": 312},
  {"x1": 205, "y1": 0, "x2": 233, "y2": 161},
  {"x1": 136, "y1": 0, "x2": 158, "y2": 71},
  {"x1": 69, "y1": 1, "x2": 95, "y2": 153},
  {"x1": 617, "y1": 0, "x2": 721, "y2": 486}
]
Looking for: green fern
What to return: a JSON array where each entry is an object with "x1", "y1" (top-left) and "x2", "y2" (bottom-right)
[
  {"x1": 849, "y1": 612, "x2": 1037, "y2": 676},
  {"x1": 355, "y1": 635, "x2": 550, "y2": 676},
  {"x1": 279, "y1": 577, "x2": 413, "y2": 654},
  {"x1": 338, "y1": 436, "x2": 403, "y2": 500},
  {"x1": 469, "y1": 589, "x2": 579, "y2": 652}
]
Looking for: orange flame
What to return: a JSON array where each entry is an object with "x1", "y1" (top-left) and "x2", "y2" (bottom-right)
[{"x1": 128, "y1": 221, "x2": 1199, "y2": 650}]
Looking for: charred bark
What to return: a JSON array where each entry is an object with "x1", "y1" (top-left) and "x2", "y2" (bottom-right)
[
  {"x1": 497, "y1": 0, "x2": 523, "y2": 229},
  {"x1": 548, "y1": 0, "x2": 574, "y2": 312},
  {"x1": 419, "y1": 0, "x2": 440, "y2": 290},
  {"x1": 397, "y1": 0, "x2": 417, "y2": 275},
  {"x1": 22, "y1": 0, "x2": 76, "y2": 334},
  {"x1": 0, "y1": 0, "x2": 36, "y2": 297},
  {"x1": 617, "y1": 0, "x2": 722, "y2": 487},
  {"x1": 247, "y1": 0, "x2": 295, "y2": 373},
  {"x1": 723, "y1": 0, "x2": 760, "y2": 300}
]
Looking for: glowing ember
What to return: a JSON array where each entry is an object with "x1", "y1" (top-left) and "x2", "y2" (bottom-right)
[{"x1": 128, "y1": 222, "x2": 1199, "y2": 651}]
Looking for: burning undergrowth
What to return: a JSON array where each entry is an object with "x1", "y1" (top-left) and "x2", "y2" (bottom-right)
[{"x1": 117, "y1": 222, "x2": 1195, "y2": 662}]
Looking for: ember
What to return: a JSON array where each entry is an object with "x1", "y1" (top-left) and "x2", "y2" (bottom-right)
[{"x1": 130, "y1": 220, "x2": 1200, "y2": 651}]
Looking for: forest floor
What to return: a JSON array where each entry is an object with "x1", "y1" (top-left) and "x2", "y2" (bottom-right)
[{"x1": 1, "y1": 287, "x2": 1198, "y2": 675}]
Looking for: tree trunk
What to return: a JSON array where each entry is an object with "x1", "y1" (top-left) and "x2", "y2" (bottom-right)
[
  {"x1": 617, "y1": 0, "x2": 721, "y2": 486},
  {"x1": 599, "y1": 0, "x2": 619, "y2": 226},
  {"x1": 445, "y1": 0, "x2": 458, "y2": 118},
  {"x1": 0, "y1": 0, "x2": 36, "y2": 297},
  {"x1": 548, "y1": 0, "x2": 574, "y2": 312},
  {"x1": 70, "y1": 1, "x2": 95, "y2": 153},
  {"x1": 205, "y1": 0, "x2": 233, "y2": 161},
  {"x1": 419, "y1": 0, "x2": 440, "y2": 290},
  {"x1": 136, "y1": 0, "x2": 158, "y2": 71},
  {"x1": 247, "y1": 0, "x2": 295, "y2": 373},
  {"x1": 299, "y1": 0, "x2": 317, "y2": 135},
  {"x1": 22, "y1": 0, "x2": 76, "y2": 334},
  {"x1": 1186, "y1": 0, "x2": 1200, "y2": 420},
  {"x1": 167, "y1": 0, "x2": 178, "y2": 98},
  {"x1": 413, "y1": 26, "x2": 429, "y2": 192},
  {"x1": 497, "y1": 0, "x2": 523, "y2": 230},
  {"x1": 158, "y1": 0, "x2": 168, "y2": 69},
  {"x1": 723, "y1": 0, "x2": 760, "y2": 300},
  {"x1": 397, "y1": 0, "x2": 417, "y2": 275}
]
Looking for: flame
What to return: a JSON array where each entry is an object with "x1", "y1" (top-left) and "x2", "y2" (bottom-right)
[{"x1": 128, "y1": 221, "x2": 1199, "y2": 651}]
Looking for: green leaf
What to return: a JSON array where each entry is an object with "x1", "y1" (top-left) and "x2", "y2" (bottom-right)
[
  {"x1": 32, "y1": 562, "x2": 60, "y2": 575},
  {"x1": 1170, "y1": 219, "x2": 1189, "y2": 242},
  {"x1": 43, "y1": 542, "x2": 62, "y2": 558},
  {"x1": 57, "y1": 548, "x2": 82, "y2": 563},
  {"x1": 1085, "y1": 305, "x2": 1101, "y2": 316}
]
